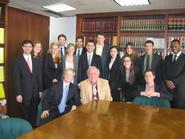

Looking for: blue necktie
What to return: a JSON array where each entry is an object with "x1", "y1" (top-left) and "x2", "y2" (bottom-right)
[{"x1": 58, "y1": 85, "x2": 69, "y2": 113}]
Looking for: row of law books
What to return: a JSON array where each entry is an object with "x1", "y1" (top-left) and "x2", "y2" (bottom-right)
[
  {"x1": 81, "y1": 19, "x2": 117, "y2": 33},
  {"x1": 168, "y1": 18, "x2": 185, "y2": 31},
  {"x1": 120, "y1": 19, "x2": 164, "y2": 31},
  {"x1": 120, "y1": 36, "x2": 165, "y2": 49},
  {"x1": 168, "y1": 36, "x2": 185, "y2": 48},
  {"x1": 84, "y1": 35, "x2": 113, "y2": 45}
]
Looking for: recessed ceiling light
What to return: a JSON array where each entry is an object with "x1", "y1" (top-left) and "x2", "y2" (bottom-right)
[
  {"x1": 114, "y1": 0, "x2": 150, "y2": 6},
  {"x1": 43, "y1": 3, "x2": 76, "y2": 12}
]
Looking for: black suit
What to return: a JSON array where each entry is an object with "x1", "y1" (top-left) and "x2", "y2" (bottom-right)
[
  {"x1": 13, "y1": 55, "x2": 42, "y2": 125},
  {"x1": 41, "y1": 81, "x2": 80, "y2": 124},
  {"x1": 43, "y1": 53, "x2": 63, "y2": 90},
  {"x1": 121, "y1": 66, "x2": 141, "y2": 102},
  {"x1": 75, "y1": 47, "x2": 86, "y2": 56},
  {"x1": 163, "y1": 53, "x2": 185, "y2": 109},
  {"x1": 95, "y1": 44, "x2": 110, "y2": 79},
  {"x1": 78, "y1": 53, "x2": 102, "y2": 83},
  {"x1": 108, "y1": 56, "x2": 122, "y2": 101},
  {"x1": 139, "y1": 53, "x2": 163, "y2": 84}
]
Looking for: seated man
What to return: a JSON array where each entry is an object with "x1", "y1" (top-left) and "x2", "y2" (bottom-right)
[
  {"x1": 40, "y1": 68, "x2": 80, "y2": 125},
  {"x1": 80, "y1": 66, "x2": 112, "y2": 105},
  {"x1": 133, "y1": 69, "x2": 171, "y2": 108}
]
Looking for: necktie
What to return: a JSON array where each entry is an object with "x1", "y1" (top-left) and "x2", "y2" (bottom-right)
[
  {"x1": 88, "y1": 54, "x2": 91, "y2": 66},
  {"x1": 27, "y1": 56, "x2": 32, "y2": 73},
  {"x1": 172, "y1": 54, "x2": 177, "y2": 63},
  {"x1": 77, "y1": 49, "x2": 81, "y2": 56},
  {"x1": 92, "y1": 85, "x2": 98, "y2": 100},
  {"x1": 146, "y1": 55, "x2": 150, "y2": 70},
  {"x1": 58, "y1": 85, "x2": 69, "y2": 113}
]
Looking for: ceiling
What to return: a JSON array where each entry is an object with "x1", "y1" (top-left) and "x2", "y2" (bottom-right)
[{"x1": 9, "y1": 0, "x2": 185, "y2": 17}]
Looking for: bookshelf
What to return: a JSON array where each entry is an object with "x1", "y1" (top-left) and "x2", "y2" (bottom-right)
[
  {"x1": 76, "y1": 9, "x2": 185, "y2": 56},
  {"x1": 0, "y1": 0, "x2": 8, "y2": 105}
]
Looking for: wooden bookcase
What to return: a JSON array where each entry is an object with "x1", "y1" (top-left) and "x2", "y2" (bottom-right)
[
  {"x1": 0, "y1": 0, "x2": 8, "y2": 102},
  {"x1": 76, "y1": 9, "x2": 185, "y2": 56}
]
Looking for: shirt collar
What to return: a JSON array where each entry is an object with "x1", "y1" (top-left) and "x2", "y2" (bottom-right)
[{"x1": 173, "y1": 51, "x2": 181, "y2": 58}]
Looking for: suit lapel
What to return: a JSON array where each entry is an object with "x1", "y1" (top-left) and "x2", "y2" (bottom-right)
[
  {"x1": 21, "y1": 56, "x2": 32, "y2": 74},
  {"x1": 87, "y1": 80, "x2": 92, "y2": 101}
]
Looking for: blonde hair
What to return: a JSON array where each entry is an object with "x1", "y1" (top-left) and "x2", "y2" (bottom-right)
[
  {"x1": 64, "y1": 68, "x2": 75, "y2": 77},
  {"x1": 49, "y1": 42, "x2": 62, "y2": 64}
]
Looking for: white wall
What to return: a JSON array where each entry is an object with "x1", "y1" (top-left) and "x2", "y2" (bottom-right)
[{"x1": 49, "y1": 16, "x2": 76, "y2": 45}]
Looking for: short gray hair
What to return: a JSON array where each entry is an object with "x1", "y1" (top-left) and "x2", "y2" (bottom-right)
[{"x1": 87, "y1": 66, "x2": 100, "y2": 76}]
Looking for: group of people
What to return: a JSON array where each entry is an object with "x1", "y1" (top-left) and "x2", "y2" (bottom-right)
[{"x1": 13, "y1": 32, "x2": 185, "y2": 127}]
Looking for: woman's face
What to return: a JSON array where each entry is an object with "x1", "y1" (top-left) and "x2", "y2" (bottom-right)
[
  {"x1": 33, "y1": 43, "x2": 42, "y2": 55},
  {"x1": 144, "y1": 71, "x2": 155, "y2": 84},
  {"x1": 67, "y1": 46, "x2": 75, "y2": 55},
  {"x1": 110, "y1": 48, "x2": 118, "y2": 59},
  {"x1": 51, "y1": 44, "x2": 59, "y2": 55},
  {"x1": 123, "y1": 57, "x2": 132, "y2": 69},
  {"x1": 126, "y1": 45, "x2": 133, "y2": 55}
]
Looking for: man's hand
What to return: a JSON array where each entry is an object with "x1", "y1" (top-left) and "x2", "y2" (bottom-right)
[
  {"x1": 165, "y1": 80, "x2": 175, "y2": 89},
  {"x1": 41, "y1": 110, "x2": 49, "y2": 119},
  {"x1": 16, "y1": 95, "x2": 23, "y2": 103},
  {"x1": 71, "y1": 105, "x2": 77, "y2": 111}
]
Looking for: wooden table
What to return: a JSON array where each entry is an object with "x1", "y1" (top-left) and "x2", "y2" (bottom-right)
[{"x1": 18, "y1": 101, "x2": 185, "y2": 139}]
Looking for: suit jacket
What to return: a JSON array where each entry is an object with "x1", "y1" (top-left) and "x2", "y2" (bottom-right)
[
  {"x1": 163, "y1": 53, "x2": 185, "y2": 108},
  {"x1": 75, "y1": 47, "x2": 86, "y2": 56},
  {"x1": 80, "y1": 78, "x2": 112, "y2": 105},
  {"x1": 108, "y1": 56, "x2": 122, "y2": 91},
  {"x1": 95, "y1": 44, "x2": 110, "y2": 79},
  {"x1": 42, "y1": 81, "x2": 80, "y2": 113},
  {"x1": 78, "y1": 53, "x2": 102, "y2": 83},
  {"x1": 121, "y1": 66, "x2": 141, "y2": 102},
  {"x1": 43, "y1": 53, "x2": 63, "y2": 89},
  {"x1": 62, "y1": 55, "x2": 79, "y2": 84},
  {"x1": 13, "y1": 55, "x2": 42, "y2": 101},
  {"x1": 139, "y1": 53, "x2": 162, "y2": 84}
]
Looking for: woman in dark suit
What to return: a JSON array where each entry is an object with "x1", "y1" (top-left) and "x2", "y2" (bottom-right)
[
  {"x1": 121, "y1": 55, "x2": 140, "y2": 102},
  {"x1": 43, "y1": 42, "x2": 63, "y2": 90},
  {"x1": 107, "y1": 46, "x2": 122, "y2": 101},
  {"x1": 62, "y1": 43, "x2": 78, "y2": 84}
]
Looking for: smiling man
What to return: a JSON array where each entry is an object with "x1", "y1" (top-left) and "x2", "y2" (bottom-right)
[
  {"x1": 79, "y1": 66, "x2": 112, "y2": 105},
  {"x1": 163, "y1": 39, "x2": 185, "y2": 109}
]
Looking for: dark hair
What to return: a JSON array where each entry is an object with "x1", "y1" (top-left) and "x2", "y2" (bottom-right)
[
  {"x1": 110, "y1": 46, "x2": 118, "y2": 51},
  {"x1": 96, "y1": 32, "x2": 106, "y2": 37},
  {"x1": 145, "y1": 40, "x2": 154, "y2": 46},
  {"x1": 76, "y1": 36, "x2": 84, "y2": 42},
  {"x1": 22, "y1": 40, "x2": 33, "y2": 47},
  {"x1": 122, "y1": 55, "x2": 135, "y2": 85},
  {"x1": 144, "y1": 69, "x2": 155, "y2": 76},
  {"x1": 171, "y1": 39, "x2": 180, "y2": 45},
  {"x1": 85, "y1": 40, "x2": 95, "y2": 46},
  {"x1": 58, "y1": 34, "x2": 67, "y2": 41}
]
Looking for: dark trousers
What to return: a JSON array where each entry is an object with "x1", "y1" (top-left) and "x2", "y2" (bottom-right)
[{"x1": 20, "y1": 97, "x2": 39, "y2": 126}]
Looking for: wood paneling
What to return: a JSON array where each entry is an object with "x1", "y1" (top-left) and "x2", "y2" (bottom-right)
[{"x1": 7, "y1": 7, "x2": 49, "y2": 116}]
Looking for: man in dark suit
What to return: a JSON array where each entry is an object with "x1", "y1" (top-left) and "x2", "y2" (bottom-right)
[
  {"x1": 75, "y1": 36, "x2": 86, "y2": 57},
  {"x1": 95, "y1": 33, "x2": 111, "y2": 79},
  {"x1": 13, "y1": 40, "x2": 42, "y2": 126},
  {"x1": 58, "y1": 34, "x2": 67, "y2": 56},
  {"x1": 40, "y1": 68, "x2": 80, "y2": 124},
  {"x1": 138, "y1": 40, "x2": 162, "y2": 84},
  {"x1": 163, "y1": 39, "x2": 185, "y2": 109},
  {"x1": 78, "y1": 40, "x2": 102, "y2": 83}
]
